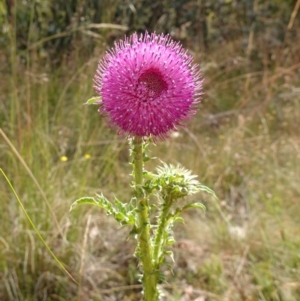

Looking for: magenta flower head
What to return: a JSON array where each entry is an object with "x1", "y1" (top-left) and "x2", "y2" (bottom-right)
[{"x1": 94, "y1": 32, "x2": 203, "y2": 139}]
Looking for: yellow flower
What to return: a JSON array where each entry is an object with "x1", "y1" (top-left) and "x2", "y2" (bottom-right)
[
  {"x1": 60, "y1": 156, "x2": 68, "y2": 162},
  {"x1": 84, "y1": 154, "x2": 91, "y2": 159}
]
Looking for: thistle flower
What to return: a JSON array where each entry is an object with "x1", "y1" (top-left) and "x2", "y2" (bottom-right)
[{"x1": 94, "y1": 32, "x2": 203, "y2": 139}]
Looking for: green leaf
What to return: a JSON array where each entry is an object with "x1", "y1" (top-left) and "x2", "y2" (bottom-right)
[
  {"x1": 164, "y1": 250, "x2": 175, "y2": 262},
  {"x1": 115, "y1": 198, "x2": 127, "y2": 214},
  {"x1": 115, "y1": 212, "x2": 126, "y2": 222},
  {"x1": 96, "y1": 194, "x2": 113, "y2": 211},
  {"x1": 70, "y1": 195, "x2": 135, "y2": 225},
  {"x1": 129, "y1": 225, "x2": 138, "y2": 236},
  {"x1": 69, "y1": 197, "x2": 98, "y2": 211},
  {"x1": 166, "y1": 236, "x2": 176, "y2": 245},
  {"x1": 173, "y1": 216, "x2": 184, "y2": 223},
  {"x1": 84, "y1": 96, "x2": 101, "y2": 105},
  {"x1": 182, "y1": 202, "x2": 206, "y2": 211}
]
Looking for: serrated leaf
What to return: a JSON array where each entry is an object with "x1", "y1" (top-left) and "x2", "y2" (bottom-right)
[
  {"x1": 115, "y1": 212, "x2": 126, "y2": 221},
  {"x1": 126, "y1": 212, "x2": 136, "y2": 224},
  {"x1": 96, "y1": 194, "x2": 113, "y2": 210},
  {"x1": 114, "y1": 198, "x2": 126, "y2": 214},
  {"x1": 69, "y1": 197, "x2": 98, "y2": 211},
  {"x1": 84, "y1": 96, "x2": 102, "y2": 105}
]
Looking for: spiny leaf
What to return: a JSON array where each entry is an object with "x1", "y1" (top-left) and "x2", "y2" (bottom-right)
[
  {"x1": 69, "y1": 197, "x2": 98, "y2": 211},
  {"x1": 70, "y1": 195, "x2": 135, "y2": 226},
  {"x1": 115, "y1": 198, "x2": 127, "y2": 214}
]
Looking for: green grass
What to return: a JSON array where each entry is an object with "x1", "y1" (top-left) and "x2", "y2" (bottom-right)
[{"x1": 1, "y1": 12, "x2": 300, "y2": 301}]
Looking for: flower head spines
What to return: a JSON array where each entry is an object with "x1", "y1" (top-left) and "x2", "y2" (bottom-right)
[{"x1": 94, "y1": 32, "x2": 203, "y2": 139}]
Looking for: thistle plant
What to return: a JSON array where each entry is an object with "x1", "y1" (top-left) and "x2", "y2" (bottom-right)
[{"x1": 71, "y1": 32, "x2": 215, "y2": 301}]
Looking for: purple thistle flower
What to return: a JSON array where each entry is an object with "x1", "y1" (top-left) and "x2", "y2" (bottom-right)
[{"x1": 94, "y1": 32, "x2": 203, "y2": 139}]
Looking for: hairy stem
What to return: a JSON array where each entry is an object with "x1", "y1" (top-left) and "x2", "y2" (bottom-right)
[{"x1": 132, "y1": 136, "x2": 158, "y2": 301}]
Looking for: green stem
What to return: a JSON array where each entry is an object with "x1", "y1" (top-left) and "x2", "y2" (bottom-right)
[
  {"x1": 132, "y1": 136, "x2": 158, "y2": 301},
  {"x1": 153, "y1": 195, "x2": 172, "y2": 268}
]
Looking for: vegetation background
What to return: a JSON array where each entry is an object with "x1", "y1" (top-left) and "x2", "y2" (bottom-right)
[{"x1": 0, "y1": 0, "x2": 299, "y2": 300}]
